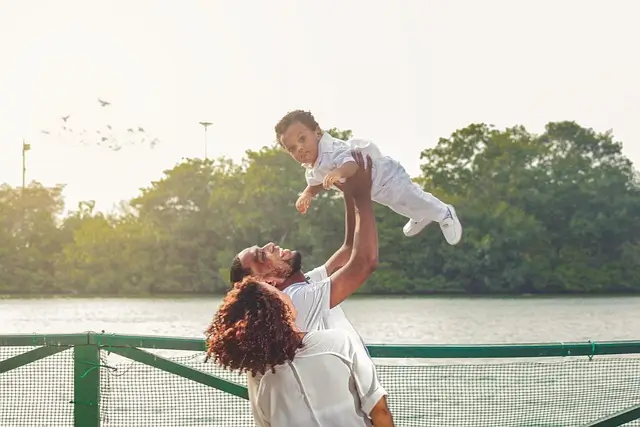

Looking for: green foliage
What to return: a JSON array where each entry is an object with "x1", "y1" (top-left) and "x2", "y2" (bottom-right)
[{"x1": 1, "y1": 122, "x2": 639, "y2": 295}]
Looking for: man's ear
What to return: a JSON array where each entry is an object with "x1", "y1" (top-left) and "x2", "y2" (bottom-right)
[{"x1": 264, "y1": 276, "x2": 286, "y2": 289}]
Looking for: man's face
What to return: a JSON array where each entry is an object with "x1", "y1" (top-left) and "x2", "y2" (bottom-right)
[
  {"x1": 237, "y1": 242, "x2": 302, "y2": 284},
  {"x1": 279, "y1": 121, "x2": 320, "y2": 165}
]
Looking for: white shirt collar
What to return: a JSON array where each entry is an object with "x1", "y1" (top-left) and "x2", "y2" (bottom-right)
[{"x1": 303, "y1": 132, "x2": 334, "y2": 169}]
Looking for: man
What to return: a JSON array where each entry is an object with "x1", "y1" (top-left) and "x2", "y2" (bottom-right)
[
  {"x1": 229, "y1": 151, "x2": 393, "y2": 424},
  {"x1": 229, "y1": 151, "x2": 377, "y2": 344}
]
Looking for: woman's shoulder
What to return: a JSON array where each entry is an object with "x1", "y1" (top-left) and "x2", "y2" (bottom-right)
[
  {"x1": 306, "y1": 328, "x2": 352, "y2": 341},
  {"x1": 301, "y1": 329, "x2": 360, "y2": 355}
]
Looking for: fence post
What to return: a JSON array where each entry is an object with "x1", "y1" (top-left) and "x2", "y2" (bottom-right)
[{"x1": 73, "y1": 333, "x2": 100, "y2": 427}]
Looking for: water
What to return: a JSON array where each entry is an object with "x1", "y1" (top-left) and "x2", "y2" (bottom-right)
[
  {"x1": 1, "y1": 295, "x2": 639, "y2": 343},
  {"x1": 1, "y1": 296, "x2": 639, "y2": 426}
]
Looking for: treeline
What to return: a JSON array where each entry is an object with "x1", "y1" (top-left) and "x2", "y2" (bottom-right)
[{"x1": 1, "y1": 121, "x2": 639, "y2": 296}]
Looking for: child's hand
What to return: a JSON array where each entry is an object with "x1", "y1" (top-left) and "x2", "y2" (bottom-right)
[
  {"x1": 296, "y1": 193, "x2": 312, "y2": 214},
  {"x1": 323, "y1": 171, "x2": 343, "y2": 190}
]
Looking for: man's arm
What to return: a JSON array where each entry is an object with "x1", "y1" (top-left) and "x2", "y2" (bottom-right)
[
  {"x1": 324, "y1": 193, "x2": 356, "y2": 275},
  {"x1": 329, "y1": 152, "x2": 378, "y2": 309}
]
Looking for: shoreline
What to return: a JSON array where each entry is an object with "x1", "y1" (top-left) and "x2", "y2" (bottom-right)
[{"x1": 1, "y1": 292, "x2": 639, "y2": 300}]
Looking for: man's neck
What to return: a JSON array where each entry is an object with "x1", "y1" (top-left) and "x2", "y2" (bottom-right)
[{"x1": 276, "y1": 271, "x2": 308, "y2": 291}]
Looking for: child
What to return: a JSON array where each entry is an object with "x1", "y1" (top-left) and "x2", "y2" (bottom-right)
[{"x1": 275, "y1": 110, "x2": 462, "y2": 244}]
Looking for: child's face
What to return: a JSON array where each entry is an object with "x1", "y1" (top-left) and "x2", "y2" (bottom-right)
[{"x1": 279, "y1": 121, "x2": 320, "y2": 165}]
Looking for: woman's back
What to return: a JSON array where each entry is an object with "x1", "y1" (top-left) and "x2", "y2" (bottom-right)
[{"x1": 254, "y1": 329, "x2": 386, "y2": 427}]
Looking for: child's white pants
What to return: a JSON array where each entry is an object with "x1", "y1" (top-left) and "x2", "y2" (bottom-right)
[{"x1": 372, "y1": 163, "x2": 448, "y2": 223}]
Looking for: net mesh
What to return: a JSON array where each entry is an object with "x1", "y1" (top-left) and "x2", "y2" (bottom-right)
[
  {"x1": 99, "y1": 351, "x2": 254, "y2": 427},
  {"x1": 0, "y1": 346, "x2": 75, "y2": 427},
  {"x1": 1, "y1": 346, "x2": 640, "y2": 427},
  {"x1": 377, "y1": 358, "x2": 640, "y2": 427}
]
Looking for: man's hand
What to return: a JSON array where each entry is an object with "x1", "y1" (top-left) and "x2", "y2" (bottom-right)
[
  {"x1": 295, "y1": 193, "x2": 312, "y2": 214},
  {"x1": 335, "y1": 151, "x2": 373, "y2": 198}
]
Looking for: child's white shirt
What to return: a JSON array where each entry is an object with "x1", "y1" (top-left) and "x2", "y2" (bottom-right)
[
  {"x1": 303, "y1": 133, "x2": 401, "y2": 199},
  {"x1": 301, "y1": 133, "x2": 450, "y2": 226}
]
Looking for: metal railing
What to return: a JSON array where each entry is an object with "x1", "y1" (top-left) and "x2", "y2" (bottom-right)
[{"x1": 1, "y1": 332, "x2": 639, "y2": 427}]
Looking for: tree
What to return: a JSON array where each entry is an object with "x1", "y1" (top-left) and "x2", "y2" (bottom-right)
[
  {"x1": 408, "y1": 121, "x2": 640, "y2": 294},
  {"x1": 0, "y1": 183, "x2": 66, "y2": 294},
  {"x1": 1, "y1": 122, "x2": 638, "y2": 295}
]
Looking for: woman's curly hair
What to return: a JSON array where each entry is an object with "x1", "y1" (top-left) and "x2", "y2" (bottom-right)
[{"x1": 204, "y1": 276, "x2": 303, "y2": 377}]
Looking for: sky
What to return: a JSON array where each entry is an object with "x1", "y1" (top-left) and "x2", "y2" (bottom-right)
[{"x1": 1, "y1": 0, "x2": 639, "y2": 214}]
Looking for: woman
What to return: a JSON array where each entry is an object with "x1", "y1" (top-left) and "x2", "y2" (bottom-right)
[{"x1": 205, "y1": 276, "x2": 395, "y2": 427}]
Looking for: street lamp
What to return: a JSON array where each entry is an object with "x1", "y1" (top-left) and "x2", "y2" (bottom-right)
[
  {"x1": 198, "y1": 121, "x2": 213, "y2": 159},
  {"x1": 22, "y1": 140, "x2": 30, "y2": 190}
]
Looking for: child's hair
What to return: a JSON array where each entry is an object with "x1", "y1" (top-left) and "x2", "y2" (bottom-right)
[{"x1": 274, "y1": 110, "x2": 320, "y2": 147}]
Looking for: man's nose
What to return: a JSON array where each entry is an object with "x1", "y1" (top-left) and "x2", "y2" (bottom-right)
[{"x1": 263, "y1": 242, "x2": 275, "y2": 251}]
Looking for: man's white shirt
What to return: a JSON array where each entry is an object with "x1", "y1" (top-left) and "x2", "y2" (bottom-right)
[{"x1": 286, "y1": 265, "x2": 365, "y2": 345}]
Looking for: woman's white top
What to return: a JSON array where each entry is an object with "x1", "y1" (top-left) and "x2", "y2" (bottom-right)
[{"x1": 249, "y1": 329, "x2": 387, "y2": 427}]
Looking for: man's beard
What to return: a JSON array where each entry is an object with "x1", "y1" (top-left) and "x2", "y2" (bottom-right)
[
  {"x1": 288, "y1": 251, "x2": 302, "y2": 277},
  {"x1": 274, "y1": 251, "x2": 303, "y2": 279}
]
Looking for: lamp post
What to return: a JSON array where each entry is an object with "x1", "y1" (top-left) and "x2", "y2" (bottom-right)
[
  {"x1": 198, "y1": 121, "x2": 213, "y2": 160},
  {"x1": 22, "y1": 140, "x2": 30, "y2": 190}
]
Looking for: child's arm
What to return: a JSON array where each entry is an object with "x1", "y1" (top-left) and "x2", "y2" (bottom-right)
[
  {"x1": 335, "y1": 161, "x2": 359, "y2": 179},
  {"x1": 323, "y1": 160, "x2": 360, "y2": 189},
  {"x1": 296, "y1": 184, "x2": 323, "y2": 214},
  {"x1": 302, "y1": 183, "x2": 324, "y2": 198}
]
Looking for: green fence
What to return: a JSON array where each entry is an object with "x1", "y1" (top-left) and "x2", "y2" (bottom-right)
[{"x1": 1, "y1": 332, "x2": 639, "y2": 427}]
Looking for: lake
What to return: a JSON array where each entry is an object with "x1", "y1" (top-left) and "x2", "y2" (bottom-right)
[
  {"x1": 1, "y1": 296, "x2": 639, "y2": 427},
  {"x1": 1, "y1": 295, "x2": 639, "y2": 343}
]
